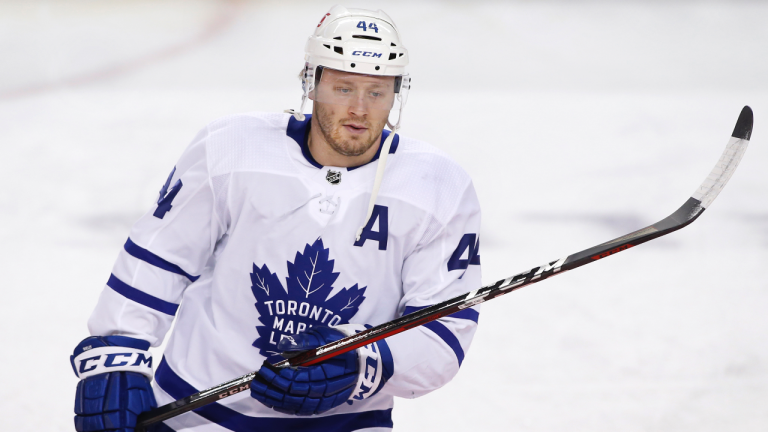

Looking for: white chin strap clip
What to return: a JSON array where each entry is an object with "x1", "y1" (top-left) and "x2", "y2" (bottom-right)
[{"x1": 285, "y1": 108, "x2": 306, "y2": 121}]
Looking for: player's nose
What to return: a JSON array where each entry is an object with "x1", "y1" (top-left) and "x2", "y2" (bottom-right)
[{"x1": 347, "y1": 98, "x2": 369, "y2": 117}]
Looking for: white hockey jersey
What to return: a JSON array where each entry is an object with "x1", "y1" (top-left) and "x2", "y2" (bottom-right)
[{"x1": 88, "y1": 112, "x2": 482, "y2": 431}]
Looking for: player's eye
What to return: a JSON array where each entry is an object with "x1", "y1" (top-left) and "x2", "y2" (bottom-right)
[{"x1": 335, "y1": 87, "x2": 352, "y2": 94}]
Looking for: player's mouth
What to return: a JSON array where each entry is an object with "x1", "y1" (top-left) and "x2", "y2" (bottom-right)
[{"x1": 342, "y1": 123, "x2": 368, "y2": 134}]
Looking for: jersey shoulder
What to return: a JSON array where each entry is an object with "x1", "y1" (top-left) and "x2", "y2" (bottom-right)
[
  {"x1": 395, "y1": 135, "x2": 473, "y2": 185},
  {"x1": 383, "y1": 134, "x2": 477, "y2": 225},
  {"x1": 203, "y1": 112, "x2": 295, "y2": 177}
]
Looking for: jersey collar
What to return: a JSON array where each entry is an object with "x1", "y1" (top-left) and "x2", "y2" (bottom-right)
[{"x1": 286, "y1": 114, "x2": 399, "y2": 171}]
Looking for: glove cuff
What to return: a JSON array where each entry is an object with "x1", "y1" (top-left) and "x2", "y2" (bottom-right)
[
  {"x1": 332, "y1": 324, "x2": 391, "y2": 402},
  {"x1": 70, "y1": 336, "x2": 153, "y2": 381}
]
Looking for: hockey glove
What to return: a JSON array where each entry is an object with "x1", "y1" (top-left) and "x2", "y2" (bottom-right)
[
  {"x1": 250, "y1": 324, "x2": 393, "y2": 416},
  {"x1": 71, "y1": 336, "x2": 157, "y2": 432}
]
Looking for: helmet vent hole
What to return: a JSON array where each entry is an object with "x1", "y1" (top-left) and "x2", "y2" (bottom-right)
[
  {"x1": 334, "y1": 46, "x2": 344, "y2": 55},
  {"x1": 375, "y1": 66, "x2": 380, "y2": 71},
  {"x1": 391, "y1": 42, "x2": 397, "y2": 47},
  {"x1": 388, "y1": 53, "x2": 397, "y2": 61},
  {"x1": 352, "y1": 35, "x2": 382, "y2": 41},
  {"x1": 333, "y1": 36, "x2": 342, "y2": 40},
  {"x1": 323, "y1": 44, "x2": 331, "y2": 49},
  {"x1": 398, "y1": 53, "x2": 404, "y2": 57},
  {"x1": 350, "y1": 63, "x2": 356, "y2": 68}
]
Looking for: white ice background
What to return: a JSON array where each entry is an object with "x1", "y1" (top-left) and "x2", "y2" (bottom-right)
[{"x1": 1, "y1": 1, "x2": 767, "y2": 431}]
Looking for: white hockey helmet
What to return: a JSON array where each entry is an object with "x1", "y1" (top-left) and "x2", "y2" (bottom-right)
[{"x1": 287, "y1": 5, "x2": 411, "y2": 130}]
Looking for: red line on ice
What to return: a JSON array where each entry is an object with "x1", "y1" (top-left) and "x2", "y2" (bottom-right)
[{"x1": 0, "y1": 0, "x2": 243, "y2": 101}]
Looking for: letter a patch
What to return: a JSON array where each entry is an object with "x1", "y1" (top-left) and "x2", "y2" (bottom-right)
[{"x1": 354, "y1": 205, "x2": 388, "y2": 251}]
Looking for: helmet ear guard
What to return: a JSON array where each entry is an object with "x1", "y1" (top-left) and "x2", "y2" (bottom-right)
[
  {"x1": 389, "y1": 75, "x2": 410, "y2": 130},
  {"x1": 313, "y1": 65, "x2": 324, "y2": 90}
]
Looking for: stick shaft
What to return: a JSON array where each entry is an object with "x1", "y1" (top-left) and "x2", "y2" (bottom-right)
[{"x1": 136, "y1": 106, "x2": 752, "y2": 431}]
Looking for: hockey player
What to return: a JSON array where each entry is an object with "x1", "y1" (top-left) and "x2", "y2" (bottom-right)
[{"x1": 70, "y1": 5, "x2": 482, "y2": 432}]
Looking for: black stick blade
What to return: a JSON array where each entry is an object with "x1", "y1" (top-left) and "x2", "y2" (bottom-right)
[{"x1": 732, "y1": 106, "x2": 753, "y2": 140}]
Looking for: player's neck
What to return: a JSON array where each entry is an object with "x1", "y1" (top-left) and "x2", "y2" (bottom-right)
[{"x1": 307, "y1": 117, "x2": 381, "y2": 168}]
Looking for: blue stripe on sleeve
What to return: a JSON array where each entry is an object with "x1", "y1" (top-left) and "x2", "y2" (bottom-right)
[
  {"x1": 402, "y1": 305, "x2": 477, "y2": 366},
  {"x1": 423, "y1": 320, "x2": 466, "y2": 366},
  {"x1": 403, "y1": 305, "x2": 480, "y2": 323},
  {"x1": 124, "y1": 238, "x2": 200, "y2": 282},
  {"x1": 155, "y1": 357, "x2": 394, "y2": 431},
  {"x1": 107, "y1": 274, "x2": 179, "y2": 316}
]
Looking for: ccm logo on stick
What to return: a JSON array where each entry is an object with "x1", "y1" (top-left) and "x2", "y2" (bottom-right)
[
  {"x1": 592, "y1": 243, "x2": 634, "y2": 260},
  {"x1": 218, "y1": 384, "x2": 251, "y2": 399}
]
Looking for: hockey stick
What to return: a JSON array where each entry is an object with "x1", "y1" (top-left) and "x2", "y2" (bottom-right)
[{"x1": 136, "y1": 106, "x2": 753, "y2": 431}]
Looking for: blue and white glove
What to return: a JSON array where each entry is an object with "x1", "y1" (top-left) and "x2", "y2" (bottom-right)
[
  {"x1": 250, "y1": 324, "x2": 393, "y2": 416},
  {"x1": 71, "y1": 336, "x2": 157, "y2": 432}
]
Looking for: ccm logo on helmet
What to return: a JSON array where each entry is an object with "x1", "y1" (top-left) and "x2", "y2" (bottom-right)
[{"x1": 352, "y1": 51, "x2": 382, "y2": 58}]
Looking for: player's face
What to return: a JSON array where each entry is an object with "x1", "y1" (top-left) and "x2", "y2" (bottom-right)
[{"x1": 311, "y1": 68, "x2": 395, "y2": 158}]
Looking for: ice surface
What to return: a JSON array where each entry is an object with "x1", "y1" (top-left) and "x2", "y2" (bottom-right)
[{"x1": 1, "y1": 1, "x2": 767, "y2": 431}]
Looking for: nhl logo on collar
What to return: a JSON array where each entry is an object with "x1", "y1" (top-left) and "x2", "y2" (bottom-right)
[{"x1": 326, "y1": 169, "x2": 341, "y2": 185}]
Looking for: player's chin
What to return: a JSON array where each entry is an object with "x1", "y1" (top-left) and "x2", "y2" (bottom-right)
[{"x1": 335, "y1": 133, "x2": 376, "y2": 157}]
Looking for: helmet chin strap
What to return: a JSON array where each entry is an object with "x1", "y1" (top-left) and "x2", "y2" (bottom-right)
[
  {"x1": 285, "y1": 94, "x2": 308, "y2": 121},
  {"x1": 356, "y1": 104, "x2": 405, "y2": 241},
  {"x1": 285, "y1": 65, "x2": 314, "y2": 121},
  {"x1": 285, "y1": 109, "x2": 305, "y2": 121},
  {"x1": 356, "y1": 126, "x2": 398, "y2": 242}
]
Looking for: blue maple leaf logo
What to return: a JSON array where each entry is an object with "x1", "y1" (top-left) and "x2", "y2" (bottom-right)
[{"x1": 250, "y1": 238, "x2": 367, "y2": 362}]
